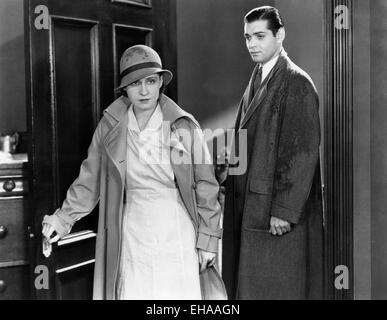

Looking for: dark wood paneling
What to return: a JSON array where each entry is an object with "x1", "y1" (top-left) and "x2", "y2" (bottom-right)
[
  {"x1": 54, "y1": 237, "x2": 96, "y2": 270},
  {"x1": 50, "y1": 17, "x2": 100, "y2": 233},
  {"x1": 57, "y1": 263, "x2": 94, "y2": 300},
  {"x1": 0, "y1": 265, "x2": 31, "y2": 300},
  {"x1": 111, "y1": 0, "x2": 152, "y2": 9},
  {"x1": 152, "y1": 0, "x2": 177, "y2": 101},
  {"x1": 324, "y1": 0, "x2": 354, "y2": 299},
  {"x1": 0, "y1": 198, "x2": 29, "y2": 263},
  {"x1": 51, "y1": 17, "x2": 100, "y2": 204}
]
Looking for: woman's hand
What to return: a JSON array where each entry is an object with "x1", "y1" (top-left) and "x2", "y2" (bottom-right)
[
  {"x1": 198, "y1": 249, "x2": 217, "y2": 273},
  {"x1": 42, "y1": 221, "x2": 60, "y2": 244}
]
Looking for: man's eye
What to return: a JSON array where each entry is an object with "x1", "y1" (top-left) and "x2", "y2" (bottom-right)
[{"x1": 258, "y1": 35, "x2": 265, "y2": 40}]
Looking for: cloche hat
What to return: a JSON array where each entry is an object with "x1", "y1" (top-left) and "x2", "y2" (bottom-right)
[{"x1": 116, "y1": 45, "x2": 173, "y2": 91}]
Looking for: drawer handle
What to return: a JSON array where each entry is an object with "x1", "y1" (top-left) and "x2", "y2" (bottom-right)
[
  {"x1": 3, "y1": 179, "x2": 16, "y2": 192},
  {"x1": 0, "y1": 280, "x2": 6, "y2": 293},
  {"x1": 0, "y1": 225, "x2": 7, "y2": 239}
]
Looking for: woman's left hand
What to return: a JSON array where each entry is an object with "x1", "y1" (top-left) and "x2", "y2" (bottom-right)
[{"x1": 198, "y1": 249, "x2": 217, "y2": 273}]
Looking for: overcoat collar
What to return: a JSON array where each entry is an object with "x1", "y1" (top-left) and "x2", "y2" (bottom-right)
[
  {"x1": 239, "y1": 49, "x2": 288, "y2": 130},
  {"x1": 102, "y1": 93, "x2": 198, "y2": 185}
]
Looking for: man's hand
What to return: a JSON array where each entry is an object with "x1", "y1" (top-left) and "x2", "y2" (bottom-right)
[
  {"x1": 198, "y1": 249, "x2": 217, "y2": 273},
  {"x1": 270, "y1": 216, "x2": 291, "y2": 236},
  {"x1": 215, "y1": 146, "x2": 229, "y2": 185}
]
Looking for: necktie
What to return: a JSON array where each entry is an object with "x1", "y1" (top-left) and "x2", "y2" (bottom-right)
[
  {"x1": 244, "y1": 65, "x2": 263, "y2": 115},
  {"x1": 253, "y1": 65, "x2": 263, "y2": 97}
]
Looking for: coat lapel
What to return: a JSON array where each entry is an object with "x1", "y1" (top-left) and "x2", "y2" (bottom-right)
[
  {"x1": 103, "y1": 96, "x2": 130, "y2": 186},
  {"x1": 101, "y1": 94, "x2": 198, "y2": 187},
  {"x1": 239, "y1": 50, "x2": 288, "y2": 130}
]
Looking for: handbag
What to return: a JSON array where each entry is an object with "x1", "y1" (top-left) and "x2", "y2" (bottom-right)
[{"x1": 200, "y1": 265, "x2": 228, "y2": 300}]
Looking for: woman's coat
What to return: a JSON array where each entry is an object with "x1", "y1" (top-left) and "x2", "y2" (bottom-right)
[{"x1": 44, "y1": 94, "x2": 222, "y2": 300}]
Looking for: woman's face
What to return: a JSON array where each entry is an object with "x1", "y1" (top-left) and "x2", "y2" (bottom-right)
[{"x1": 125, "y1": 73, "x2": 163, "y2": 111}]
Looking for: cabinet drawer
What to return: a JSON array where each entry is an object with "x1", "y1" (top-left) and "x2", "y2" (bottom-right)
[
  {"x1": 0, "y1": 176, "x2": 28, "y2": 196},
  {"x1": 0, "y1": 198, "x2": 29, "y2": 262},
  {"x1": 0, "y1": 265, "x2": 31, "y2": 300}
]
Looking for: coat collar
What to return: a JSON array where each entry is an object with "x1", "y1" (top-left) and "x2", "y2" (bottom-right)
[
  {"x1": 103, "y1": 93, "x2": 198, "y2": 127},
  {"x1": 102, "y1": 93, "x2": 198, "y2": 186},
  {"x1": 239, "y1": 49, "x2": 289, "y2": 130}
]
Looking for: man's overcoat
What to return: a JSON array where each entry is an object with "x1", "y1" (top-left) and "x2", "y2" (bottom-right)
[{"x1": 222, "y1": 50, "x2": 324, "y2": 300}]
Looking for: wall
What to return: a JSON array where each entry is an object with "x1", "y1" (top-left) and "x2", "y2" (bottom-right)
[
  {"x1": 275, "y1": 0, "x2": 324, "y2": 111},
  {"x1": 177, "y1": 0, "x2": 324, "y2": 133},
  {"x1": 353, "y1": 0, "x2": 371, "y2": 300},
  {"x1": 370, "y1": 0, "x2": 387, "y2": 300},
  {"x1": 353, "y1": 0, "x2": 387, "y2": 300},
  {"x1": 176, "y1": 0, "x2": 274, "y2": 131},
  {"x1": 0, "y1": 0, "x2": 26, "y2": 133}
]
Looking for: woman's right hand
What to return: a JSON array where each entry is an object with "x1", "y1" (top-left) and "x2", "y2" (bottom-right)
[{"x1": 42, "y1": 220, "x2": 60, "y2": 244}]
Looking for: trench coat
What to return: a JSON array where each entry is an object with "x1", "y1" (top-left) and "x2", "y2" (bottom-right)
[
  {"x1": 44, "y1": 94, "x2": 222, "y2": 300},
  {"x1": 222, "y1": 50, "x2": 324, "y2": 300}
]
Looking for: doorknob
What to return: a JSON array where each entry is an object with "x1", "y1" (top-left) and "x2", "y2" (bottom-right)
[
  {"x1": 0, "y1": 280, "x2": 7, "y2": 293},
  {"x1": 0, "y1": 225, "x2": 7, "y2": 239},
  {"x1": 3, "y1": 179, "x2": 16, "y2": 192}
]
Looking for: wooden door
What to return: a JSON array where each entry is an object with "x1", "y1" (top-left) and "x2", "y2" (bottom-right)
[{"x1": 24, "y1": 0, "x2": 177, "y2": 299}]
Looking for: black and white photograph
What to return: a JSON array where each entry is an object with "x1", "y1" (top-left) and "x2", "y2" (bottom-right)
[{"x1": 0, "y1": 0, "x2": 385, "y2": 306}]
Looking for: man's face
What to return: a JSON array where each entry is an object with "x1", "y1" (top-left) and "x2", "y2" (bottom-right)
[{"x1": 244, "y1": 19, "x2": 283, "y2": 64}]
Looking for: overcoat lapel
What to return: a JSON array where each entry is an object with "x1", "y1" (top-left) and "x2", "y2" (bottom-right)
[{"x1": 239, "y1": 50, "x2": 288, "y2": 130}]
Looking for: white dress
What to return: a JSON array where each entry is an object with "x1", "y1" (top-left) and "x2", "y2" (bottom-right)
[{"x1": 116, "y1": 104, "x2": 201, "y2": 300}]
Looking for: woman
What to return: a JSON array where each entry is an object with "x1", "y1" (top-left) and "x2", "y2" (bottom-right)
[{"x1": 42, "y1": 45, "x2": 223, "y2": 300}]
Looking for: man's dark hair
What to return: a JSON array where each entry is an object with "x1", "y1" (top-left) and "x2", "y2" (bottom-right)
[{"x1": 244, "y1": 6, "x2": 284, "y2": 36}]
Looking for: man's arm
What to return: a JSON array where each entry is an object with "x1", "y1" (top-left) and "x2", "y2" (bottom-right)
[{"x1": 270, "y1": 75, "x2": 320, "y2": 233}]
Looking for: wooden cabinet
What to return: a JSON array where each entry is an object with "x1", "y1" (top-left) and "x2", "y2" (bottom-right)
[{"x1": 0, "y1": 154, "x2": 32, "y2": 300}]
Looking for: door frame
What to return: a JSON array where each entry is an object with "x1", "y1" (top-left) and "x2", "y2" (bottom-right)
[{"x1": 323, "y1": 0, "x2": 354, "y2": 299}]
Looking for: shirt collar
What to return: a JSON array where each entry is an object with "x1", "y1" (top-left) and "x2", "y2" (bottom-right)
[
  {"x1": 128, "y1": 103, "x2": 163, "y2": 133},
  {"x1": 260, "y1": 48, "x2": 282, "y2": 81}
]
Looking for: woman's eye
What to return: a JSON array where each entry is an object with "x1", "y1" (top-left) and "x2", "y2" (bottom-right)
[
  {"x1": 130, "y1": 81, "x2": 140, "y2": 86},
  {"x1": 147, "y1": 79, "x2": 156, "y2": 84}
]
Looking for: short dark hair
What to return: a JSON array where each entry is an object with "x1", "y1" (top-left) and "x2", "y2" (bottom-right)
[{"x1": 244, "y1": 6, "x2": 284, "y2": 36}]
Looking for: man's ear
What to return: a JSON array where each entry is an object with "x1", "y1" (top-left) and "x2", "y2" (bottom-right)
[{"x1": 277, "y1": 27, "x2": 285, "y2": 42}]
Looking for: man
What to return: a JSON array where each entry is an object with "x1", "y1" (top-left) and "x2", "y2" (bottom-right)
[{"x1": 222, "y1": 6, "x2": 323, "y2": 300}]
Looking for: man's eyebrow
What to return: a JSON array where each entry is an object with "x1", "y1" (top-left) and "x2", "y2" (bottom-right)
[
  {"x1": 253, "y1": 31, "x2": 266, "y2": 36},
  {"x1": 244, "y1": 31, "x2": 266, "y2": 37}
]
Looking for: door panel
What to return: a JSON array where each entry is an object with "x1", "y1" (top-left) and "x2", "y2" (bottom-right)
[
  {"x1": 25, "y1": 0, "x2": 177, "y2": 299},
  {"x1": 52, "y1": 17, "x2": 100, "y2": 202}
]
